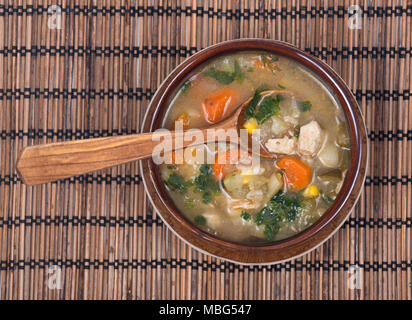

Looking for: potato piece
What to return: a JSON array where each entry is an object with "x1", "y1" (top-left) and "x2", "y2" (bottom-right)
[
  {"x1": 247, "y1": 175, "x2": 268, "y2": 191},
  {"x1": 271, "y1": 116, "x2": 289, "y2": 136},
  {"x1": 223, "y1": 172, "x2": 248, "y2": 198},
  {"x1": 265, "y1": 136, "x2": 297, "y2": 154},
  {"x1": 267, "y1": 173, "x2": 283, "y2": 198},
  {"x1": 318, "y1": 142, "x2": 341, "y2": 168},
  {"x1": 298, "y1": 120, "x2": 323, "y2": 157}
]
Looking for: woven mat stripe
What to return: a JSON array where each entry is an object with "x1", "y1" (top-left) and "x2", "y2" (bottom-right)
[
  {"x1": 0, "y1": 216, "x2": 410, "y2": 230},
  {"x1": 0, "y1": 4, "x2": 411, "y2": 18},
  {"x1": 0, "y1": 174, "x2": 411, "y2": 187},
  {"x1": 0, "y1": 259, "x2": 411, "y2": 272},
  {"x1": 0, "y1": 45, "x2": 411, "y2": 58},
  {"x1": 0, "y1": 0, "x2": 411, "y2": 299}
]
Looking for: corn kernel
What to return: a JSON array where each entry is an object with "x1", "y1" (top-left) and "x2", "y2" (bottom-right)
[
  {"x1": 243, "y1": 118, "x2": 258, "y2": 134},
  {"x1": 303, "y1": 185, "x2": 319, "y2": 198}
]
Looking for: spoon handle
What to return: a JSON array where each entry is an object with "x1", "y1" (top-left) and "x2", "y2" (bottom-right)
[{"x1": 16, "y1": 130, "x2": 193, "y2": 185}]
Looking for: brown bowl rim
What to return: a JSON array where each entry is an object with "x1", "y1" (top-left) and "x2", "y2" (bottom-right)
[{"x1": 140, "y1": 39, "x2": 368, "y2": 264}]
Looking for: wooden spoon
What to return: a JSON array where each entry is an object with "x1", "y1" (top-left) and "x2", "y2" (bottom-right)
[{"x1": 16, "y1": 91, "x2": 285, "y2": 185}]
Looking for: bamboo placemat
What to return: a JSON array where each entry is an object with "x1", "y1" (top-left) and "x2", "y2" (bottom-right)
[{"x1": 0, "y1": 0, "x2": 411, "y2": 300}]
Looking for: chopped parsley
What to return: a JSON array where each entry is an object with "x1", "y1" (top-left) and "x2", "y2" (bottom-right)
[
  {"x1": 167, "y1": 165, "x2": 177, "y2": 170},
  {"x1": 194, "y1": 215, "x2": 207, "y2": 226},
  {"x1": 204, "y1": 60, "x2": 244, "y2": 84},
  {"x1": 192, "y1": 164, "x2": 221, "y2": 204},
  {"x1": 253, "y1": 95, "x2": 282, "y2": 124},
  {"x1": 165, "y1": 164, "x2": 221, "y2": 204},
  {"x1": 241, "y1": 211, "x2": 251, "y2": 221},
  {"x1": 165, "y1": 173, "x2": 189, "y2": 194},
  {"x1": 254, "y1": 191, "x2": 304, "y2": 240},
  {"x1": 245, "y1": 84, "x2": 282, "y2": 124},
  {"x1": 245, "y1": 85, "x2": 270, "y2": 120},
  {"x1": 298, "y1": 100, "x2": 312, "y2": 112}
]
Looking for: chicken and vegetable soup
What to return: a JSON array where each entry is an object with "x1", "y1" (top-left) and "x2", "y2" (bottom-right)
[{"x1": 159, "y1": 51, "x2": 351, "y2": 243}]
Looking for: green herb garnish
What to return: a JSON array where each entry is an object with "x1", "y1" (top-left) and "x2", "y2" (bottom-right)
[
  {"x1": 180, "y1": 80, "x2": 191, "y2": 95},
  {"x1": 194, "y1": 164, "x2": 220, "y2": 202},
  {"x1": 254, "y1": 191, "x2": 304, "y2": 240},
  {"x1": 167, "y1": 165, "x2": 177, "y2": 170},
  {"x1": 164, "y1": 164, "x2": 221, "y2": 202},
  {"x1": 245, "y1": 85, "x2": 270, "y2": 120},
  {"x1": 204, "y1": 59, "x2": 244, "y2": 84},
  {"x1": 263, "y1": 224, "x2": 280, "y2": 241},
  {"x1": 241, "y1": 211, "x2": 251, "y2": 221},
  {"x1": 165, "y1": 173, "x2": 189, "y2": 194},
  {"x1": 194, "y1": 215, "x2": 207, "y2": 226},
  {"x1": 253, "y1": 95, "x2": 282, "y2": 124},
  {"x1": 298, "y1": 100, "x2": 312, "y2": 112},
  {"x1": 278, "y1": 83, "x2": 286, "y2": 89}
]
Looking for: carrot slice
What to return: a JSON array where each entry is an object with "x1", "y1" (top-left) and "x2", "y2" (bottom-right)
[
  {"x1": 202, "y1": 89, "x2": 235, "y2": 123},
  {"x1": 212, "y1": 149, "x2": 240, "y2": 180},
  {"x1": 276, "y1": 156, "x2": 312, "y2": 191}
]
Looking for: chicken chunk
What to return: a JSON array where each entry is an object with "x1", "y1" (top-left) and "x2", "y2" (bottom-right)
[
  {"x1": 298, "y1": 120, "x2": 323, "y2": 157},
  {"x1": 227, "y1": 190, "x2": 264, "y2": 214},
  {"x1": 265, "y1": 136, "x2": 297, "y2": 154}
]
